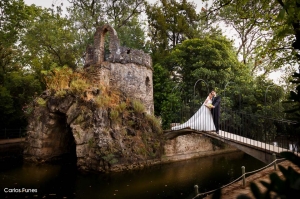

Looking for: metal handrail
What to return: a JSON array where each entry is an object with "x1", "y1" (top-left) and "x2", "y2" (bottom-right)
[
  {"x1": 225, "y1": 110, "x2": 298, "y2": 124},
  {"x1": 192, "y1": 157, "x2": 286, "y2": 199}
]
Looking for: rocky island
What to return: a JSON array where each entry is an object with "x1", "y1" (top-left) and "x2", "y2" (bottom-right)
[{"x1": 23, "y1": 24, "x2": 235, "y2": 173}]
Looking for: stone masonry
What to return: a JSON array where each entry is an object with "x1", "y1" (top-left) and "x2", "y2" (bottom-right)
[{"x1": 84, "y1": 24, "x2": 154, "y2": 114}]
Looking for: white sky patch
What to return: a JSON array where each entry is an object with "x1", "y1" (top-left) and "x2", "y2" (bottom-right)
[{"x1": 24, "y1": 0, "x2": 59, "y2": 8}]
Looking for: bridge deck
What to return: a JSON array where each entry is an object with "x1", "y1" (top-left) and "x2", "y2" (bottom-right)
[
  {"x1": 217, "y1": 130, "x2": 291, "y2": 154},
  {"x1": 164, "y1": 128, "x2": 294, "y2": 155}
]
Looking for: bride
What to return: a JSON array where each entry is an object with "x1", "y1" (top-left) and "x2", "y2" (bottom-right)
[{"x1": 171, "y1": 93, "x2": 216, "y2": 131}]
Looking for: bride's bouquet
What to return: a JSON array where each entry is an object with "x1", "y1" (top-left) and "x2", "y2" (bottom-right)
[{"x1": 205, "y1": 103, "x2": 213, "y2": 108}]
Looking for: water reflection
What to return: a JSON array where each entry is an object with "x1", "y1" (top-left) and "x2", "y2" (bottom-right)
[{"x1": 0, "y1": 152, "x2": 265, "y2": 199}]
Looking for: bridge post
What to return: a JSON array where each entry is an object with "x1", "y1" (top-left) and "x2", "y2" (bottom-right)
[
  {"x1": 273, "y1": 153, "x2": 277, "y2": 171},
  {"x1": 194, "y1": 185, "x2": 199, "y2": 196},
  {"x1": 241, "y1": 166, "x2": 245, "y2": 187}
]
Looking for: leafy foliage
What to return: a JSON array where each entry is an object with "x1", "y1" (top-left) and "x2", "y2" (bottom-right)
[
  {"x1": 152, "y1": 63, "x2": 179, "y2": 128},
  {"x1": 0, "y1": 0, "x2": 43, "y2": 128},
  {"x1": 0, "y1": 71, "x2": 42, "y2": 128},
  {"x1": 0, "y1": 86, "x2": 14, "y2": 123},
  {"x1": 146, "y1": 0, "x2": 199, "y2": 63},
  {"x1": 203, "y1": 0, "x2": 300, "y2": 77},
  {"x1": 21, "y1": 6, "x2": 80, "y2": 71},
  {"x1": 163, "y1": 36, "x2": 239, "y2": 116},
  {"x1": 66, "y1": 0, "x2": 149, "y2": 56},
  {"x1": 285, "y1": 71, "x2": 300, "y2": 129}
]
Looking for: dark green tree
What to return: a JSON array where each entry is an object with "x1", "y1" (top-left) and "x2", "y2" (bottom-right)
[
  {"x1": 286, "y1": 71, "x2": 300, "y2": 128},
  {"x1": 154, "y1": 35, "x2": 243, "y2": 126},
  {"x1": 66, "y1": 0, "x2": 149, "y2": 56},
  {"x1": 165, "y1": 36, "x2": 239, "y2": 103},
  {"x1": 153, "y1": 63, "x2": 180, "y2": 128},
  {"x1": 0, "y1": 0, "x2": 42, "y2": 128},
  {"x1": 21, "y1": 6, "x2": 80, "y2": 72},
  {"x1": 146, "y1": 0, "x2": 199, "y2": 63}
]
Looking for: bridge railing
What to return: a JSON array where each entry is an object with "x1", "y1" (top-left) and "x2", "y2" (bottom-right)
[
  {"x1": 220, "y1": 109, "x2": 299, "y2": 152},
  {"x1": 192, "y1": 154, "x2": 286, "y2": 199}
]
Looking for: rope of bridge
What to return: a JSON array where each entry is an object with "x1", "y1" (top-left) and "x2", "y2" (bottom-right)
[{"x1": 192, "y1": 157, "x2": 286, "y2": 199}]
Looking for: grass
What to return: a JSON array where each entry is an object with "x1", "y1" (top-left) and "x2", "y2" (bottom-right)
[
  {"x1": 110, "y1": 109, "x2": 120, "y2": 121},
  {"x1": 54, "y1": 89, "x2": 67, "y2": 97},
  {"x1": 88, "y1": 138, "x2": 95, "y2": 148},
  {"x1": 94, "y1": 85, "x2": 121, "y2": 109},
  {"x1": 132, "y1": 99, "x2": 145, "y2": 114},
  {"x1": 126, "y1": 120, "x2": 135, "y2": 127},
  {"x1": 74, "y1": 114, "x2": 84, "y2": 124},
  {"x1": 103, "y1": 153, "x2": 118, "y2": 165},
  {"x1": 43, "y1": 65, "x2": 91, "y2": 97},
  {"x1": 36, "y1": 97, "x2": 47, "y2": 107},
  {"x1": 70, "y1": 78, "x2": 89, "y2": 95},
  {"x1": 42, "y1": 66, "x2": 73, "y2": 90},
  {"x1": 116, "y1": 102, "x2": 127, "y2": 113},
  {"x1": 146, "y1": 114, "x2": 163, "y2": 134},
  {"x1": 94, "y1": 94, "x2": 110, "y2": 108}
]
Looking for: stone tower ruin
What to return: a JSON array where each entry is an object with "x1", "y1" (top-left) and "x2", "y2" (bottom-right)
[
  {"x1": 23, "y1": 25, "x2": 158, "y2": 170},
  {"x1": 84, "y1": 24, "x2": 154, "y2": 113}
]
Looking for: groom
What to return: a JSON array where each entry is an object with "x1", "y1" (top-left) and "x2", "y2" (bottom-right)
[{"x1": 211, "y1": 90, "x2": 221, "y2": 134}]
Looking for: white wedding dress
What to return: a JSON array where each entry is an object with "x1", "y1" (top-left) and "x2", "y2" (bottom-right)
[{"x1": 171, "y1": 98, "x2": 216, "y2": 131}]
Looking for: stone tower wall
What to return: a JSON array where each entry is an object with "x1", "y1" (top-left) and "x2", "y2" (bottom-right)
[
  {"x1": 84, "y1": 24, "x2": 154, "y2": 113},
  {"x1": 109, "y1": 63, "x2": 154, "y2": 113}
]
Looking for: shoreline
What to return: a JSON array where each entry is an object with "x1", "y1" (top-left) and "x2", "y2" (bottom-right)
[
  {"x1": 0, "y1": 138, "x2": 240, "y2": 172},
  {"x1": 203, "y1": 160, "x2": 300, "y2": 199}
]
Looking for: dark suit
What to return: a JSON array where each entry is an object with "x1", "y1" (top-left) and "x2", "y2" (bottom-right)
[{"x1": 211, "y1": 96, "x2": 221, "y2": 133}]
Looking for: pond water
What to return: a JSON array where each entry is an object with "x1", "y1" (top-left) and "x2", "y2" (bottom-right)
[{"x1": 0, "y1": 151, "x2": 265, "y2": 199}]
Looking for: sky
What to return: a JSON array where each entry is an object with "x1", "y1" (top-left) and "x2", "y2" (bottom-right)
[
  {"x1": 24, "y1": 0, "x2": 67, "y2": 8},
  {"x1": 23, "y1": 0, "x2": 209, "y2": 12},
  {"x1": 23, "y1": 0, "x2": 283, "y2": 83}
]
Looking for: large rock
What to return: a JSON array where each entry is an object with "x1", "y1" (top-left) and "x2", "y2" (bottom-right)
[{"x1": 24, "y1": 88, "x2": 163, "y2": 172}]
